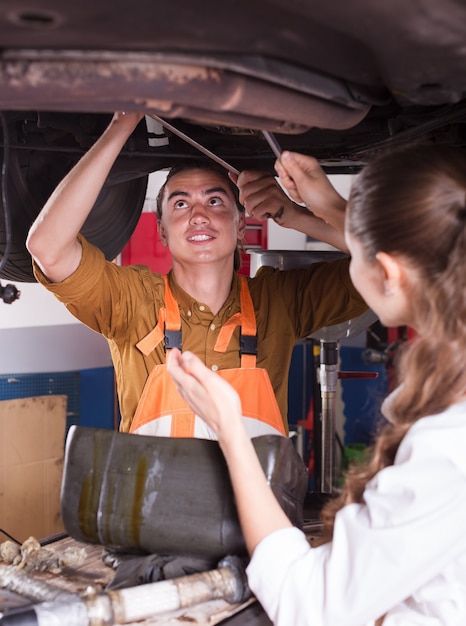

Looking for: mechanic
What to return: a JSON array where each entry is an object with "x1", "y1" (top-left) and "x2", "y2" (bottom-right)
[
  {"x1": 26, "y1": 111, "x2": 367, "y2": 436},
  {"x1": 167, "y1": 145, "x2": 466, "y2": 626}
]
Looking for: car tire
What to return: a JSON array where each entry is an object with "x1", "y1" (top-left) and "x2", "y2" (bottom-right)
[{"x1": 0, "y1": 147, "x2": 147, "y2": 282}]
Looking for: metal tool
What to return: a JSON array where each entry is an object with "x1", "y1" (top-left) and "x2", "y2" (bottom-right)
[
  {"x1": 310, "y1": 309, "x2": 379, "y2": 492},
  {"x1": 147, "y1": 113, "x2": 240, "y2": 176},
  {"x1": 262, "y1": 130, "x2": 282, "y2": 160}
]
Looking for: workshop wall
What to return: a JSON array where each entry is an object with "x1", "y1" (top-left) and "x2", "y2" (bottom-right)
[{"x1": 0, "y1": 282, "x2": 115, "y2": 431}]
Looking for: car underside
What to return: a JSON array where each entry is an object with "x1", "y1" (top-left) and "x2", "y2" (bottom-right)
[{"x1": 0, "y1": 0, "x2": 465, "y2": 281}]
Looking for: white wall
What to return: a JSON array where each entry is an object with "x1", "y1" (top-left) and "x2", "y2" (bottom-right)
[
  {"x1": 0, "y1": 283, "x2": 111, "y2": 374},
  {"x1": 0, "y1": 324, "x2": 112, "y2": 374},
  {"x1": 142, "y1": 169, "x2": 169, "y2": 213},
  {"x1": 1, "y1": 282, "x2": 79, "y2": 328}
]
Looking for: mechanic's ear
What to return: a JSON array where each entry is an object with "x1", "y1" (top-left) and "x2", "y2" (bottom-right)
[
  {"x1": 158, "y1": 222, "x2": 168, "y2": 246},
  {"x1": 237, "y1": 211, "x2": 246, "y2": 241}
]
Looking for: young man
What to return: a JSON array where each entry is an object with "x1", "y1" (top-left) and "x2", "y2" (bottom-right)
[{"x1": 27, "y1": 112, "x2": 367, "y2": 436}]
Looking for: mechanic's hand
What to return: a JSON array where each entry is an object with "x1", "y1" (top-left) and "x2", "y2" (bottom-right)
[
  {"x1": 167, "y1": 349, "x2": 243, "y2": 440},
  {"x1": 235, "y1": 170, "x2": 297, "y2": 226},
  {"x1": 275, "y1": 151, "x2": 347, "y2": 222}
]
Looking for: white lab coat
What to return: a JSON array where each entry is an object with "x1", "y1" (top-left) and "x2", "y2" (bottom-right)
[{"x1": 247, "y1": 398, "x2": 466, "y2": 625}]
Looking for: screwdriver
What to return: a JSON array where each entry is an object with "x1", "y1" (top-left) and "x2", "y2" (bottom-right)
[
  {"x1": 147, "y1": 113, "x2": 240, "y2": 176},
  {"x1": 262, "y1": 130, "x2": 282, "y2": 161}
]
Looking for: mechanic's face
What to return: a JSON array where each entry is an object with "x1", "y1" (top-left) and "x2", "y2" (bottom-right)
[{"x1": 159, "y1": 169, "x2": 245, "y2": 268}]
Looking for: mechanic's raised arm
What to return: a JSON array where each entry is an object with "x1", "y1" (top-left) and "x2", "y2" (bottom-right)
[
  {"x1": 26, "y1": 112, "x2": 144, "y2": 283},
  {"x1": 236, "y1": 164, "x2": 348, "y2": 253}
]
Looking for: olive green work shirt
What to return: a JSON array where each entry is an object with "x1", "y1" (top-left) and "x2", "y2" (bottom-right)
[{"x1": 33, "y1": 235, "x2": 367, "y2": 433}]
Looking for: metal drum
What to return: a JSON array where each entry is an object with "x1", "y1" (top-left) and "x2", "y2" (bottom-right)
[{"x1": 61, "y1": 426, "x2": 308, "y2": 559}]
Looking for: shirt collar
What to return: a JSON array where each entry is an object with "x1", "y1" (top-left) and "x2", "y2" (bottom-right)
[{"x1": 167, "y1": 270, "x2": 240, "y2": 318}]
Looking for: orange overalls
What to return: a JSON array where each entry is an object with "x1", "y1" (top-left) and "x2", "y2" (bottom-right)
[{"x1": 130, "y1": 275, "x2": 286, "y2": 439}]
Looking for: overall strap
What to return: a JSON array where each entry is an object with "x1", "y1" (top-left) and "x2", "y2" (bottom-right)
[
  {"x1": 162, "y1": 274, "x2": 182, "y2": 351},
  {"x1": 136, "y1": 275, "x2": 182, "y2": 356},
  {"x1": 214, "y1": 276, "x2": 257, "y2": 368}
]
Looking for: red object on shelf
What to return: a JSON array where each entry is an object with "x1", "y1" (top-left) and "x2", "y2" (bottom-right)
[
  {"x1": 120, "y1": 213, "x2": 172, "y2": 273},
  {"x1": 121, "y1": 213, "x2": 267, "y2": 275},
  {"x1": 239, "y1": 217, "x2": 268, "y2": 276},
  {"x1": 386, "y1": 326, "x2": 417, "y2": 345}
]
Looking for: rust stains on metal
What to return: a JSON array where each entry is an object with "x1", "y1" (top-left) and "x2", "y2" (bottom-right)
[{"x1": 0, "y1": 52, "x2": 221, "y2": 87}]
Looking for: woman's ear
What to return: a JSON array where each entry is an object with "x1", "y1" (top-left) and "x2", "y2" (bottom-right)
[{"x1": 375, "y1": 251, "x2": 404, "y2": 296}]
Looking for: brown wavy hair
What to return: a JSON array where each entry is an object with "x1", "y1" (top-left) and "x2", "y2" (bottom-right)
[
  {"x1": 155, "y1": 160, "x2": 245, "y2": 272},
  {"x1": 321, "y1": 143, "x2": 466, "y2": 539}
]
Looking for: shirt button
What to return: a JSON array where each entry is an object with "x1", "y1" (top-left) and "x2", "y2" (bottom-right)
[
  {"x1": 187, "y1": 310, "x2": 192, "y2": 317},
  {"x1": 199, "y1": 305, "x2": 205, "y2": 311},
  {"x1": 210, "y1": 323, "x2": 216, "y2": 331},
  {"x1": 211, "y1": 364, "x2": 219, "y2": 371}
]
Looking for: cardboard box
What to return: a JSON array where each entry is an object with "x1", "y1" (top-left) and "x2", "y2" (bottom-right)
[{"x1": 0, "y1": 395, "x2": 67, "y2": 542}]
